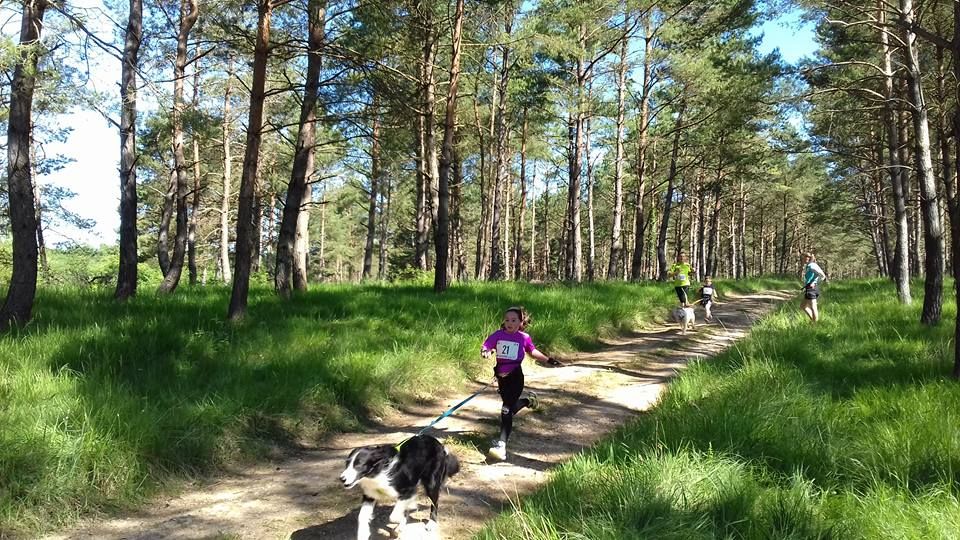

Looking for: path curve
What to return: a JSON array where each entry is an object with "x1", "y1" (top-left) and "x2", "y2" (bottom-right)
[{"x1": 45, "y1": 290, "x2": 792, "y2": 540}]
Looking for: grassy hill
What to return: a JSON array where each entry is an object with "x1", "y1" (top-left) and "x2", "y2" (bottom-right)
[{"x1": 0, "y1": 277, "x2": 789, "y2": 536}]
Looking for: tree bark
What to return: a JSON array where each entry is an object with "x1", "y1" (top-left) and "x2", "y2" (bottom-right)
[
  {"x1": 656, "y1": 101, "x2": 685, "y2": 280},
  {"x1": 565, "y1": 26, "x2": 586, "y2": 282},
  {"x1": 879, "y1": 6, "x2": 911, "y2": 302},
  {"x1": 585, "y1": 101, "x2": 596, "y2": 281},
  {"x1": 900, "y1": 0, "x2": 944, "y2": 324},
  {"x1": 433, "y1": 0, "x2": 464, "y2": 292},
  {"x1": 158, "y1": 0, "x2": 199, "y2": 294},
  {"x1": 363, "y1": 100, "x2": 381, "y2": 280},
  {"x1": 630, "y1": 25, "x2": 652, "y2": 281},
  {"x1": 275, "y1": 0, "x2": 324, "y2": 295},
  {"x1": 187, "y1": 65, "x2": 202, "y2": 286},
  {"x1": 228, "y1": 0, "x2": 272, "y2": 321},
  {"x1": 115, "y1": 0, "x2": 142, "y2": 300},
  {"x1": 219, "y1": 60, "x2": 234, "y2": 284},
  {"x1": 1, "y1": 0, "x2": 47, "y2": 331},
  {"x1": 513, "y1": 109, "x2": 528, "y2": 279},
  {"x1": 489, "y1": 5, "x2": 515, "y2": 280},
  {"x1": 608, "y1": 22, "x2": 628, "y2": 280}
]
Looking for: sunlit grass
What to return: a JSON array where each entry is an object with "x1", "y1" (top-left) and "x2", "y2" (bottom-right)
[
  {"x1": 475, "y1": 279, "x2": 960, "y2": 539},
  {"x1": 0, "y1": 276, "x2": 792, "y2": 536}
]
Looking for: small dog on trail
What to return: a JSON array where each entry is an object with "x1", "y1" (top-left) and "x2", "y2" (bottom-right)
[
  {"x1": 339, "y1": 434, "x2": 460, "y2": 540},
  {"x1": 672, "y1": 306, "x2": 696, "y2": 334}
]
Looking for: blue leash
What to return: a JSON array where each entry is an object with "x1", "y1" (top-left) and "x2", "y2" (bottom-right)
[{"x1": 395, "y1": 377, "x2": 496, "y2": 450}]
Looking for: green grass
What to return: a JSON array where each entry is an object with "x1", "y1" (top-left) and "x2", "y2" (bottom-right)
[
  {"x1": 476, "y1": 279, "x2": 960, "y2": 540},
  {"x1": 0, "y1": 276, "x2": 790, "y2": 536}
]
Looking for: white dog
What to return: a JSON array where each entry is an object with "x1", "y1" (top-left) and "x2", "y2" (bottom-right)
[{"x1": 672, "y1": 306, "x2": 695, "y2": 334}]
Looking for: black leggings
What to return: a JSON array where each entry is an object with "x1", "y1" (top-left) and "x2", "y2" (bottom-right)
[
  {"x1": 675, "y1": 286, "x2": 689, "y2": 305},
  {"x1": 496, "y1": 367, "x2": 531, "y2": 442}
]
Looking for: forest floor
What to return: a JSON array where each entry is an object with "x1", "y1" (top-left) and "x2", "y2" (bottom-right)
[{"x1": 45, "y1": 289, "x2": 793, "y2": 540}]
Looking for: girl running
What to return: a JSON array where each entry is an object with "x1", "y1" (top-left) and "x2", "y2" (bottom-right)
[{"x1": 481, "y1": 306, "x2": 562, "y2": 461}]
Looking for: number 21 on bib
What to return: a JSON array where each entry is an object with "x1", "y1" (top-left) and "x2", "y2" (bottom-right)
[{"x1": 496, "y1": 340, "x2": 520, "y2": 360}]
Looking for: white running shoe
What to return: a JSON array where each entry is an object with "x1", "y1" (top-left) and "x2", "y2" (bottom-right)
[{"x1": 487, "y1": 440, "x2": 507, "y2": 461}]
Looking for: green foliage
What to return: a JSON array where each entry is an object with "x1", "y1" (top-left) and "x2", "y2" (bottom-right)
[
  {"x1": 476, "y1": 279, "x2": 960, "y2": 539},
  {"x1": 0, "y1": 279, "x2": 701, "y2": 536}
]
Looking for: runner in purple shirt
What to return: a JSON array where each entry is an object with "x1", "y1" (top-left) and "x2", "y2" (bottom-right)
[{"x1": 481, "y1": 306, "x2": 563, "y2": 461}]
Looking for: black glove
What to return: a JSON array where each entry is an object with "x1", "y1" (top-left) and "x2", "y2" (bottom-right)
[{"x1": 546, "y1": 357, "x2": 563, "y2": 367}]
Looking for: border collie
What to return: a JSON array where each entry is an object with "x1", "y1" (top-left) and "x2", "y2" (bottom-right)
[
  {"x1": 672, "y1": 306, "x2": 695, "y2": 334},
  {"x1": 339, "y1": 434, "x2": 460, "y2": 540}
]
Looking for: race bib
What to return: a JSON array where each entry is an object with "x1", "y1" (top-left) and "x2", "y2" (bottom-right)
[
  {"x1": 496, "y1": 340, "x2": 520, "y2": 360},
  {"x1": 677, "y1": 274, "x2": 687, "y2": 282},
  {"x1": 703, "y1": 287, "x2": 713, "y2": 295}
]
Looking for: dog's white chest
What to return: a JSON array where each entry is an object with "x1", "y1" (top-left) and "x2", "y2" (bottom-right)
[{"x1": 358, "y1": 473, "x2": 399, "y2": 502}]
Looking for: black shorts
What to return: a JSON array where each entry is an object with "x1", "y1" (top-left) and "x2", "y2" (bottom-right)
[
  {"x1": 804, "y1": 286, "x2": 820, "y2": 300},
  {"x1": 675, "y1": 286, "x2": 690, "y2": 304}
]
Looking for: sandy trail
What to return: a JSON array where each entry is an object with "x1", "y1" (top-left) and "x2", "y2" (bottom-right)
[{"x1": 45, "y1": 290, "x2": 791, "y2": 540}]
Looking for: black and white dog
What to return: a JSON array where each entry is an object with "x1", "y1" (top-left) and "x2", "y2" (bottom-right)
[{"x1": 339, "y1": 434, "x2": 460, "y2": 540}]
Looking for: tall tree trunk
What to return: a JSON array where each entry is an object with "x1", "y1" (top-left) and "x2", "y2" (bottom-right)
[
  {"x1": 187, "y1": 65, "x2": 202, "y2": 286},
  {"x1": 293, "y1": 179, "x2": 311, "y2": 290},
  {"x1": 630, "y1": 25, "x2": 652, "y2": 281},
  {"x1": 900, "y1": 0, "x2": 944, "y2": 324},
  {"x1": 452, "y1": 131, "x2": 468, "y2": 281},
  {"x1": 219, "y1": 60, "x2": 234, "y2": 284},
  {"x1": 1, "y1": 0, "x2": 47, "y2": 331},
  {"x1": 158, "y1": 0, "x2": 199, "y2": 294},
  {"x1": 116, "y1": 0, "x2": 142, "y2": 300},
  {"x1": 433, "y1": 0, "x2": 464, "y2": 292},
  {"x1": 656, "y1": 101, "x2": 685, "y2": 280},
  {"x1": 472, "y1": 62, "x2": 490, "y2": 279},
  {"x1": 188, "y1": 131, "x2": 201, "y2": 285},
  {"x1": 378, "y1": 177, "x2": 391, "y2": 280},
  {"x1": 586, "y1": 102, "x2": 596, "y2": 281},
  {"x1": 708, "y1": 182, "x2": 724, "y2": 278},
  {"x1": 158, "y1": 168, "x2": 175, "y2": 275},
  {"x1": 415, "y1": 1, "x2": 438, "y2": 271},
  {"x1": 565, "y1": 29, "x2": 586, "y2": 283},
  {"x1": 882, "y1": 5, "x2": 910, "y2": 301},
  {"x1": 950, "y1": 1, "x2": 960, "y2": 378},
  {"x1": 529, "y1": 164, "x2": 537, "y2": 280},
  {"x1": 228, "y1": 0, "x2": 272, "y2": 321},
  {"x1": 489, "y1": 5, "x2": 515, "y2": 280},
  {"x1": 276, "y1": 0, "x2": 325, "y2": 295},
  {"x1": 363, "y1": 100, "x2": 381, "y2": 280},
  {"x1": 513, "y1": 109, "x2": 528, "y2": 279},
  {"x1": 608, "y1": 22, "x2": 628, "y2": 280}
]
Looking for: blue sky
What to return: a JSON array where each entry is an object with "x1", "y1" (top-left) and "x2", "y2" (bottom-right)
[{"x1": 35, "y1": 6, "x2": 818, "y2": 248}]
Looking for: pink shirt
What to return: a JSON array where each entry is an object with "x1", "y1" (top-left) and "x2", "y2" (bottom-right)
[{"x1": 483, "y1": 329, "x2": 535, "y2": 375}]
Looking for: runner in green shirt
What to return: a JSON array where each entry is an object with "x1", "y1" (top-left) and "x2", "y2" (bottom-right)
[{"x1": 668, "y1": 252, "x2": 693, "y2": 307}]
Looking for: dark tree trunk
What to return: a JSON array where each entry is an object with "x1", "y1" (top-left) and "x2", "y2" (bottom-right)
[
  {"x1": 433, "y1": 0, "x2": 464, "y2": 292},
  {"x1": 900, "y1": 0, "x2": 944, "y2": 324},
  {"x1": 228, "y1": 0, "x2": 272, "y2": 321},
  {"x1": 158, "y1": 0, "x2": 199, "y2": 294},
  {"x1": 489, "y1": 7, "x2": 515, "y2": 281},
  {"x1": 656, "y1": 101, "x2": 685, "y2": 280},
  {"x1": 363, "y1": 100, "x2": 380, "y2": 280},
  {"x1": 276, "y1": 0, "x2": 324, "y2": 295},
  {"x1": 878, "y1": 2, "x2": 913, "y2": 304},
  {"x1": 608, "y1": 24, "x2": 628, "y2": 280},
  {"x1": 630, "y1": 23, "x2": 653, "y2": 281},
  {"x1": 1, "y1": 0, "x2": 47, "y2": 331},
  {"x1": 116, "y1": 0, "x2": 142, "y2": 300},
  {"x1": 513, "y1": 109, "x2": 528, "y2": 280}
]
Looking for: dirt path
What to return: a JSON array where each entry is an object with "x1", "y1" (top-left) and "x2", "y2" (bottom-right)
[{"x1": 45, "y1": 290, "x2": 792, "y2": 540}]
